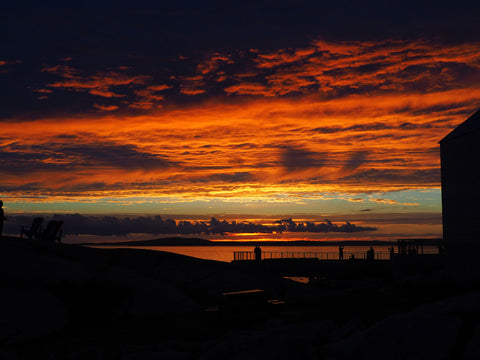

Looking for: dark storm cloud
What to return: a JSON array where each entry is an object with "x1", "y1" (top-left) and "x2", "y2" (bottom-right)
[
  {"x1": 340, "y1": 168, "x2": 441, "y2": 184},
  {"x1": 343, "y1": 151, "x2": 369, "y2": 171},
  {"x1": 311, "y1": 123, "x2": 394, "y2": 134},
  {"x1": 0, "y1": 142, "x2": 175, "y2": 174},
  {"x1": 309, "y1": 119, "x2": 455, "y2": 136},
  {"x1": 60, "y1": 143, "x2": 175, "y2": 170},
  {"x1": 280, "y1": 146, "x2": 326, "y2": 172},
  {"x1": 0, "y1": 146, "x2": 70, "y2": 174},
  {"x1": 278, "y1": 146, "x2": 416, "y2": 177},
  {"x1": 0, "y1": 182, "x2": 45, "y2": 194}
]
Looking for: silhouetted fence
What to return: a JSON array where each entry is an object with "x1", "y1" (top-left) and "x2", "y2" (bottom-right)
[{"x1": 233, "y1": 251, "x2": 392, "y2": 261}]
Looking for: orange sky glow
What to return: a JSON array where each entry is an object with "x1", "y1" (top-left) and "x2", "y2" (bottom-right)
[{"x1": 2, "y1": 39, "x2": 480, "y2": 219}]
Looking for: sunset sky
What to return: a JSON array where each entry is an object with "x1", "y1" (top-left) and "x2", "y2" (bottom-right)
[{"x1": 2, "y1": 1, "x2": 480, "y2": 238}]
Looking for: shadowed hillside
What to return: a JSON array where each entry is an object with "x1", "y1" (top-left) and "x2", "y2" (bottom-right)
[{"x1": 1, "y1": 237, "x2": 479, "y2": 359}]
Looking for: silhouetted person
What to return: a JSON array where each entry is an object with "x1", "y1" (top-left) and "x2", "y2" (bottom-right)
[
  {"x1": 438, "y1": 242, "x2": 444, "y2": 255},
  {"x1": 0, "y1": 200, "x2": 5, "y2": 239},
  {"x1": 339, "y1": 245, "x2": 344, "y2": 260},
  {"x1": 389, "y1": 246, "x2": 394, "y2": 259},
  {"x1": 367, "y1": 246, "x2": 375, "y2": 260},
  {"x1": 254, "y1": 245, "x2": 262, "y2": 261}
]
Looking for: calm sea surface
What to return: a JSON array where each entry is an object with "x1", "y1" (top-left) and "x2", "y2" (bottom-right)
[{"x1": 91, "y1": 244, "x2": 439, "y2": 262}]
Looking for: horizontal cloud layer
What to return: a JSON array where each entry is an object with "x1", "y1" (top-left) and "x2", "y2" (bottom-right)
[
  {"x1": 1, "y1": 38, "x2": 479, "y2": 212},
  {"x1": 4, "y1": 214, "x2": 377, "y2": 236}
]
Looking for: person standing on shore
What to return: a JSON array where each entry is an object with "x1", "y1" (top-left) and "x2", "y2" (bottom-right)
[
  {"x1": 0, "y1": 200, "x2": 6, "y2": 239},
  {"x1": 339, "y1": 245, "x2": 344, "y2": 260},
  {"x1": 254, "y1": 245, "x2": 262, "y2": 261}
]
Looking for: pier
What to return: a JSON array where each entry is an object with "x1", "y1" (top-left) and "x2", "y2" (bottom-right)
[
  {"x1": 233, "y1": 250, "x2": 391, "y2": 261},
  {"x1": 232, "y1": 246, "x2": 444, "y2": 279}
]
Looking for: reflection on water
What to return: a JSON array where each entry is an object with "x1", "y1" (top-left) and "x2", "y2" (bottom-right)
[{"x1": 90, "y1": 244, "x2": 439, "y2": 263}]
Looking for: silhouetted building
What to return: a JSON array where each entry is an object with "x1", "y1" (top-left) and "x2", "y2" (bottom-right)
[{"x1": 440, "y1": 108, "x2": 480, "y2": 285}]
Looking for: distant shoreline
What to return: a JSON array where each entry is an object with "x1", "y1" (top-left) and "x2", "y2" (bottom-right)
[{"x1": 79, "y1": 236, "x2": 442, "y2": 247}]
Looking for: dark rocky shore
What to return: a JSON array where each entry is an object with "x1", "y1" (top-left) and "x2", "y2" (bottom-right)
[{"x1": 1, "y1": 237, "x2": 479, "y2": 359}]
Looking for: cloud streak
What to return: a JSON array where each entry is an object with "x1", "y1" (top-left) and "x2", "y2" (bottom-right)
[
  {"x1": 42, "y1": 65, "x2": 150, "y2": 98},
  {"x1": 1, "y1": 38, "x2": 479, "y2": 212}
]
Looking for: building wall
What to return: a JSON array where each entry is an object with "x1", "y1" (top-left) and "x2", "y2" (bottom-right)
[{"x1": 441, "y1": 132, "x2": 480, "y2": 246}]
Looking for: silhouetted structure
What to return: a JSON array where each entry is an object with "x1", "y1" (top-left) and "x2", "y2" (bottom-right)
[
  {"x1": 20, "y1": 217, "x2": 44, "y2": 241},
  {"x1": 40, "y1": 220, "x2": 63, "y2": 242},
  {"x1": 397, "y1": 239, "x2": 424, "y2": 255},
  {"x1": 440, "y1": 109, "x2": 480, "y2": 245},
  {"x1": 0, "y1": 200, "x2": 5, "y2": 239},
  {"x1": 440, "y1": 108, "x2": 480, "y2": 284}
]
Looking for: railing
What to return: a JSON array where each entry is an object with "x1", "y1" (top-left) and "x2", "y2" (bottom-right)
[{"x1": 233, "y1": 251, "x2": 393, "y2": 261}]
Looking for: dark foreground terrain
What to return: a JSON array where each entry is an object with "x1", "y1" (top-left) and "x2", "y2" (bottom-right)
[{"x1": 0, "y1": 237, "x2": 479, "y2": 359}]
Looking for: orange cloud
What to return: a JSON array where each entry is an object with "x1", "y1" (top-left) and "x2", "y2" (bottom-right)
[
  {"x1": 197, "y1": 53, "x2": 233, "y2": 74},
  {"x1": 33, "y1": 89, "x2": 53, "y2": 94},
  {"x1": 129, "y1": 85, "x2": 169, "y2": 109},
  {"x1": 254, "y1": 47, "x2": 314, "y2": 68},
  {"x1": 93, "y1": 104, "x2": 119, "y2": 111},
  {"x1": 43, "y1": 65, "x2": 150, "y2": 98},
  {"x1": 370, "y1": 198, "x2": 419, "y2": 206},
  {"x1": 225, "y1": 39, "x2": 480, "y2": 98},
  {"x1": 224, "y1": 82, "x2": 272, "y2": 96},
  {"x1": 180, "y1": 88, "x2": 206, "y2": 95},
  {"x1": 1, "y1": 86, "x2": 476, "y2": 203},
  {"x1": 3, "y1": 38, "x2": 480, "y2": 209},
  {"x1": 147, "y1": 84, "x2": 171, "y2": 91}
]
